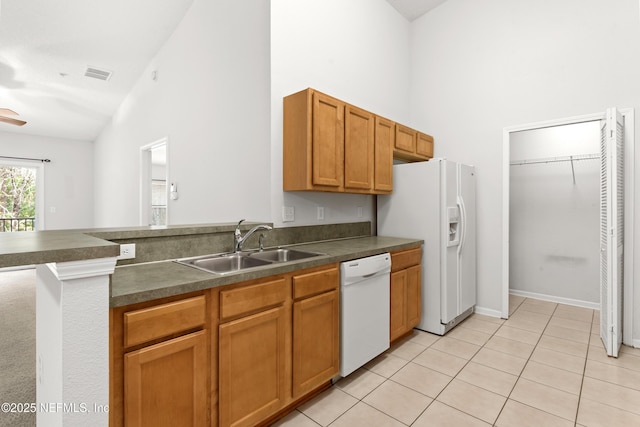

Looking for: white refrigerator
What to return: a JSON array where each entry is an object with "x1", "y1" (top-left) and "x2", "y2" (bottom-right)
[{"x1": 377, "y1": 159, "x2": 476, "y2": 335}]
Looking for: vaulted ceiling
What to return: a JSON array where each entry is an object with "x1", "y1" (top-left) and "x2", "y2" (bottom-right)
[{"x1": 0, "y1": 0, "x2": 445, "y2": 141}]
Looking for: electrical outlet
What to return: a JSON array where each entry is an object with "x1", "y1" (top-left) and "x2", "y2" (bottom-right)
[
  {"x1": 282, "y1": 206, "x2": 295, "y2": 222},
  {"x1": 357, "y1": 206, "x2": 363, "y2": 218},
  {"x1": 317, "y1": 206, "x2": 325, "y2": 220},
  {"x1": 119, "y1": 243, "x2": 136, "y2": 260}
]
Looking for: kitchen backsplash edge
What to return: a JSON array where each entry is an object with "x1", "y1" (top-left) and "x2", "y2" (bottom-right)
[{"x1": 107, "y1": 221, "x2": 372, "y2": 265}]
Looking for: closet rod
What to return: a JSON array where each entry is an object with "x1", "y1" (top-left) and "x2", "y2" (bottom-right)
[
  {"x1": 0, "y1": 155, "x2": 51, "y2": 163},
  {"x1": 509, "y1": 153, "x2": 599, "y2": 166}
]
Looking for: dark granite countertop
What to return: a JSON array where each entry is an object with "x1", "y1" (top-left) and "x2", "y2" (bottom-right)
[
  {"x1": 0, "y1": 230, "x2": 120, "y2": 268},
  {"x1": 110, "y1": 236, "x2": 423, "y2": 307},
  {"x1": 0, "y1": 222, "x2": 259, "y2": 269}
]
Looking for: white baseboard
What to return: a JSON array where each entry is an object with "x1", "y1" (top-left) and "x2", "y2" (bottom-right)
[
  {"x1": 474, "y1": 305, "x2": 503, "y2": 319},
  {"x1": 509, "y1": 289, "x2": 600, "y2": 310}
]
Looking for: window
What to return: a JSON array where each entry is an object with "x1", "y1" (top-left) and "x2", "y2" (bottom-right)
[{"x1": 0, "y1": 165, "x2": 37, "y2": 231}]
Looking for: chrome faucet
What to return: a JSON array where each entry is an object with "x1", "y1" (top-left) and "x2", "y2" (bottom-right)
[{"x1": 234, "y1": 219, "x2": 272, "y2": 252}]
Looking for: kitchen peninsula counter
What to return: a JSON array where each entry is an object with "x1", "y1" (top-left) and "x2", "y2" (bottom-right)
[
  {"x1": 0, "y1": 226, "x2": 422, "y2": 307},
  {"x1": 0, "y1": 229, "x2": 119, "y2": 268},
  {"x1": 0, "y1": 223, "x2": 420, "y2": 426}
]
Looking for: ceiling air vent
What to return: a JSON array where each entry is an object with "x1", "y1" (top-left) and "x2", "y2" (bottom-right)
[{"x1": 84, "y1": 66, "x2": 112, "y2": 81}]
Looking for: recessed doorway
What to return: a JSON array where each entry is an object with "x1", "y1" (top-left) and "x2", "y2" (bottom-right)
[
  {"x1": 502, "y1": 109, "x2": 635, "y2": 347},
  {"x1": 140, "y1": 139, "x2": 168, "y2": 226}
]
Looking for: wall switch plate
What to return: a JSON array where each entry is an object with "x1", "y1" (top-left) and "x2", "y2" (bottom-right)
[
  {"x1": 119, "y1": 243, "x2": 136, "y2": 260},
  {"x1": 317, "y1": 206, "x2": 325, "y2": 220},
  {"x1": 282, "y1": 206, "x2": 295, "y2": 222}
]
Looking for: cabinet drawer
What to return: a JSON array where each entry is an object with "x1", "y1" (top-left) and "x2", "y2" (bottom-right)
[
  {"x1": 391, "y1": 247, "x2": 422, "y2": 272},
  {"x1": 220, "y1": 278, "x2": 288, "y2": 321},
  {"x1": 293, "y1": 266, "x2": 339, "y2": 300},
  {"x1": 124, "y1": 295, "x2": 206, "y2": 348}
]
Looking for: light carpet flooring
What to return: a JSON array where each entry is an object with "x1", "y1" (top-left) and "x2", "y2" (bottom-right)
[
  {"x1": 0, "y1": 268, "x2": 35, "y2": 427},
  {"x1": 273, "y1": 295, "x2": 640, "y2": 427},
  {"x1": 2, "y1": 270, "x2": 640, "y2": 427}
]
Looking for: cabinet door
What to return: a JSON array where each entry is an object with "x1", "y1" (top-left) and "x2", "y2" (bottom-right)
[
  {"x1": 374, "y1": 117, "x2": 394, "y2": 193},
  {"x1": 312, "y1": 92, "x2": 344, "y2": 188},
  {"x1": 124, "y1": 331, "x2": 207, "y2": 427},
  {"x1": 219, "y1": 306, "x2": 287, "y2": 427},
  {"x1": 395, "y1": 124, "x2": 417, "y2": 155},
  {"x1": 292, "y1": 290, "x2": 339, "y2": 398},
  {"x1": 390, "y1": 270, "x2": 408, "y2": 342},
  {"x1": 416, "y1": 132, "x2": 434, "y2": 159},
  {"x1": 344, "y1": 105, "x2": 374, "y2": 191},
  {"x1": 406, "y1": 265, "x2": 422, "y2": 329}
]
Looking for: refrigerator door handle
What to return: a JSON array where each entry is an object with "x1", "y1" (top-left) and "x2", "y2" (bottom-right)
[{"x1": 457, "y1": 195, "x2": 467, "y2": 258}]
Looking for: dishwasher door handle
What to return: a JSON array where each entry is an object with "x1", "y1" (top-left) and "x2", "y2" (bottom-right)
[{"x1": 343, "y1": 270, "x2": 389, "y2": 286}]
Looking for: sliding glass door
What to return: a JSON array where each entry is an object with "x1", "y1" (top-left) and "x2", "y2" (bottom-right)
[{"x1": 0, "y1": 159, "x2": 44, "y2": 231}]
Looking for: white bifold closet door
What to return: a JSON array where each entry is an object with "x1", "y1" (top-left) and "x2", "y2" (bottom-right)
[{"x1": 600, "y1": 107, "x2": 624, "y2": 358}]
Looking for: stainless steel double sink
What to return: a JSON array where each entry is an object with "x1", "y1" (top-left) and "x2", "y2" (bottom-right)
[{"x1": 176, "y1": 248, "x2": 324, "y2": 275}]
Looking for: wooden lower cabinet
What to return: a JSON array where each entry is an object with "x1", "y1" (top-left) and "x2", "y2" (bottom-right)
[
  {"x1": 406, "y1": 266, "x2": 421, "y2": 329},
  {"x1": 124, "y1": 331, "x2": 207, "y2": 427},
  {"x1": 219, "y1": 306, "x2": 288, "y2": 427},
  {"x1": 390, "y1": 248, "x2": 423, "y2": 342},
  {"x1": 390, "y1": 270, "x2": 409, "y2": 342},
  {"x1": 217, "y1": 264, "x2": 339, "y2": 427},
  {"x1": 292, "y1": 289, "x2": 340, "y2": 398},
  {"x1": 111, "y1": 264, "x2": 340, "y2": 427}
]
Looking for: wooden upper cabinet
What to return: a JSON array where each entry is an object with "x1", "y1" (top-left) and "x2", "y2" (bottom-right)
[
  {"x1": 417, "y1": 132, "x2": 434, "y2": 159},
  {"x1": 284, "y1": 88, "x2": 434, "y2": 194},
  {"x1": 374, "y1": 117, "x2": 394, "y2": 193},
  {"x1": 283, "y1": 88, "x2": 344, "y2": 192},
  {"x1": 395, "y1": 124, "x2": 417, "y2": 155},
  {"x1": 344, "y1": 105, "x2": 374, "y2": 191},
  {"x1": 312, "y1": 92, "x2": 345, "y2": 188},
  {"x1": 394, "y1": 125, "x2": 434, "y2": 162}
]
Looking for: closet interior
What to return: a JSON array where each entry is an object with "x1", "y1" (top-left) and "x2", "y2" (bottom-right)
[{"x1": 509, "y1": 121, "x2": 601, "y2": 307}]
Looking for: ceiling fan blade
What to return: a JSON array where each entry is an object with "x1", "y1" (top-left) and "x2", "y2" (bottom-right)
[
  {"x1": 0, "y1": 115, "x2": 27, "y2": 126},
  {"x1": 0, "y1": 108, "x2": 19, "y2": 116}
]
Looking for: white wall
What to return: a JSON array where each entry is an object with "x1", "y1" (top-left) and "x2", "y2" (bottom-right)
[
  {"x1": 93, "y1": 0, "x2": 271, "y2": 227},
  {"x1": 0, "y1": 131, "x2": 94, "y2": 230},
  {"x1": 409, "y1": 0, "x2": 640, "y2": 317},
  {"x1": 270, "y1": 0, "x2": 411, "y2": 227},
  {"x1": 510, "y1": 122, "x2": 601, "y2": 305}
]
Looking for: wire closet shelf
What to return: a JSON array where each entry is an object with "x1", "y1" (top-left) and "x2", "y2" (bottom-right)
[{"x1": 509, "y1": 153, "x2": 600, "y2": 184}]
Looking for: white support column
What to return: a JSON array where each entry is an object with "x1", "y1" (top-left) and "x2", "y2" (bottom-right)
[{"x1": 36, "y1": 257, "x2": 116, "y2": 427}]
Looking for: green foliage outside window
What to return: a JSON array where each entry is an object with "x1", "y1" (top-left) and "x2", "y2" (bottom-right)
[{"x1": 0, "y1": 166, "x2": 36, "y2": 231}]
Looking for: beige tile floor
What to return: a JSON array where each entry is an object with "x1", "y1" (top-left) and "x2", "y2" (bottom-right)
[{"x1": 271, "y1": 295, "x2": 640, "y2": 427}]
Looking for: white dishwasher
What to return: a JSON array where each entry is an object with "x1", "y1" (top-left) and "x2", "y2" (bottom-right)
[{"x1": 340, "y1": 252, "x2": 391, "y2": 377}]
